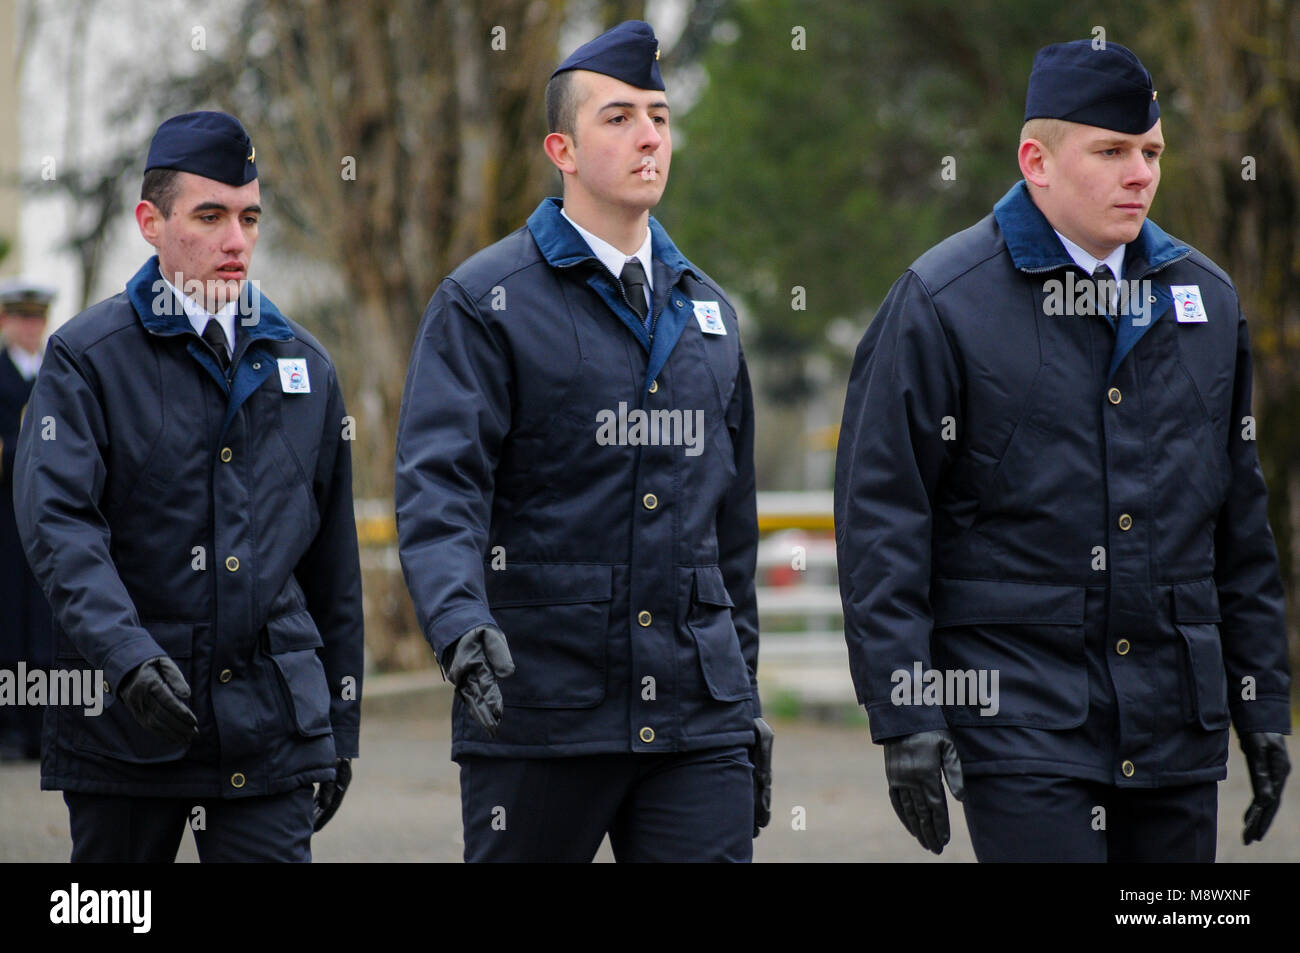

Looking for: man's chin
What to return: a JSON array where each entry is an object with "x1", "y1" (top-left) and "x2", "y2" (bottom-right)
[
  {"x1": 623, "y1": 186, "x2": 667, "y2": 213},
  {"x1": 203, "y1": 277, "x2": 245, "y2": 311}
]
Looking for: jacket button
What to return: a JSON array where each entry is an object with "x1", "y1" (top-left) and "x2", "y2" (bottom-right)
[
  {"x1": 103, "y1": 680, "x2": 111, "y2": 694},
  {"x1": 1117, "y1": 513, "x2": 1133, "y2": 531},
  {"x1": 1107, "y1": 387, "x2": 1121, "y2": 405},
  {"x1": 225, "y1": 556, "x2": 240, "y2": 572},
  {"x1": 220, "y1": 447, "x2": 233, "y2": 463},
  {"x1": 219, "y1": 668, "x2": 233, "y2": 683},
  {"x1": 1115, "y1": 639, "x2": 1131, "y2": 656},
  {"x1": 674, "y1": 299, "x2": 684, "y2": 309},
  {"x1": 643, "y1": 493, "x2": 658, "y2": 510},
  {"x1": 648, "y1": 379, "x2": 659, "y2": 394},
  {"x1": 252, "y1": 362, "x2": 261, "y2": 370},
  {"x1": 637, "y1": 610, "x2": 652, "y2": 627},
  {"x1": 231, "y1": 772, "x2": 246, "y2": 788},
  {"x1": 639, "y1": 727, "x2": 655, "y2": 743},
  {"x1": 1121, "y1": 760, "x2": 1135, "y2": 778}
]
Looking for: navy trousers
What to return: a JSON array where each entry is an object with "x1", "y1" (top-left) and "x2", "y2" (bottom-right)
[
  {"x1": 64, "y1": 786, "x2": 315, "y2": 863},
  {"x1": 962, "y1": 774, "x2": 1218, "y2": 862},
  {"x1": 458, "y1": 745, "x2": 754, "y2": 862}
]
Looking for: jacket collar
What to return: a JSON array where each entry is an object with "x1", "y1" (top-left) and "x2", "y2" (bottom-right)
[
  {"x1": 992, "y1": 180, "x2": 1189, "y2": 277},
  {"x1": 125, "y1": 255, "x2": 294, "y2": 342},
  {"x1": 526, "y1": 197, "x2": 699, "y2": 282}
]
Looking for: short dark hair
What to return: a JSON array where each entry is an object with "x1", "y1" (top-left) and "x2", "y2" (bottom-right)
[
  {"x1": 546, "y1": 70, "x2": 583, "y2": 140},
  {"x1": 141, "y1": 167, "x2": 183, "y2": 218}
]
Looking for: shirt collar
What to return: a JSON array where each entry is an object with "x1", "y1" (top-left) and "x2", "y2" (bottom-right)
[
  {"x1": 992, "y1": 180, "x2": 1189, "y2": 278},
  {"x1": 1054, "y1": 230, "x2": 1126, "y2": 284},
  {"x1": 561, "y1": 208, "x2": 654, "y2": 289},
  {"x1": 162, "y1": 273, "x2": 239, "y2": 351},
  {"x1": 6, "y1": 344, "x2": 42, "y2": 380}
]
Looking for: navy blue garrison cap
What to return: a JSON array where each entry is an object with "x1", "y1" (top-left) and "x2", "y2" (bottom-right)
[
  {"x1": 144, "y1": 111, "x2": 258, "y2": 185},
  {"x1": 551, "y1": 19, "x2": 664, "y2": 90},
  {"x1": 1025, "y1": 41, "x2": 1159, "y2": 134}
]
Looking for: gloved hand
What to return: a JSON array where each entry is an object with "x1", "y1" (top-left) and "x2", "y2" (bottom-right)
[
  {"x1": 313, "y1": 758, "x2": 351, "y2": 832},
  {"x1": 117, "y1": 656, "x2": 199, "y2": 746},
  {"x1": 883, "y1": 728, "x2": 965, "y2": 854},
  {"x1": 443, "y1": 625, "x2": 516, "y2": 737},
  {"x1": 751, "y1": 717, "x2": 774, "y2": 838},
  {"x1": 1241, "y1": 731, "x2": 1290, "y2": 844}
]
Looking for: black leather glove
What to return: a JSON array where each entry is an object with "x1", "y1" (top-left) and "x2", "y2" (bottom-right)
[
  {"x1": 443, "y1": 625, "x2": 516, "y2": 737},
  {"x1": 313, "y1": 758, "x2": 351, "y2": 832},
  {"x1": 883, "y1": 729, "x2": 965, "y2": 854},
  {"x1": 751, "y1": 716, "x2": 774, "y2": 838},
  {"x1": 117, "y1": 656, "x2": 199, "y2": 746},
  {"x1": 1241, "y1": 731, "x2": 1290, "y2": 844}
]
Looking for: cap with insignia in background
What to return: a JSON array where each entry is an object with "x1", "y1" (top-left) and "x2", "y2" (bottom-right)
[
  {"x1": 144, "y1": 111, "x2": 258, "y2": 186},
  {"x1": 1025, "y1": 40, "x2": 1159, "y2": 135},
  {"x1": 551, "y1": 19, "x2": 664, "y2": 91},
  {"x1": 0, "y1": 279, "x2": 56, "y2": 317}
]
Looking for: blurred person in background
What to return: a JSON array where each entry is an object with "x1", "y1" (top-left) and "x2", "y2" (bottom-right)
[{"x1": 0, "y1": 279, "x2": 55, "y2": 761}]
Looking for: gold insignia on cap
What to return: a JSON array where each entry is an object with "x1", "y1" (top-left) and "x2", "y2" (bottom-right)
[
  {"x1": 248, "y1": 145, "x2": 256, "y2": 162},
  {"x1": 655, "y1": 45, "x2": 660, "y2": 61},
  {"x1": 1152, "y1": 90, "x2": 1157, "y2": 101}
]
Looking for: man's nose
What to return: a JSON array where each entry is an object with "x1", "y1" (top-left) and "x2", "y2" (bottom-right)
[
  {"x1": 1124, "y1": 152, "x2": 1154, "y2": 188},
  {"x1": 637, "y1": 115, "x2": 662, "y2": 150},
  {"x1": 222, "y1": 218, "x2": 248, "y2": 252}
]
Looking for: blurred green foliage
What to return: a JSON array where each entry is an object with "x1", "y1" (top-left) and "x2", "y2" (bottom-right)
[{"x1": 662, "y1": 0, "x2": 1150, "y2": 398}]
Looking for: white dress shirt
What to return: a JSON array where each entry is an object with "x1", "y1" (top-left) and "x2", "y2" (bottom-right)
[
  {"x1": 1055, "y1": 230, "x2": 1125, "y2": 285},
  {"x1": 561, "y1": 209, "x2": 654, "y2": 312},
  {"x1": 162, "y1": 275, "x2": 239, "y2": 353},
  {"x1": 7, "y1": 345, "x2": 42, "y2": 381}
]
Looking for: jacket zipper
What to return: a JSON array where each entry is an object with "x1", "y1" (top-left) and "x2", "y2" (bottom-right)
[{"x1": 557, "y1": 256, "x2": 663, "y2": 347}]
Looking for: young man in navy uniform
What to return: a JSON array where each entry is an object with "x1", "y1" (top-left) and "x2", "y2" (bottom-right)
[
  {"x1": 396, "y1": 21, "x2": 773, "y2": 862},
  {"x1": 0, "y1": 280, "x2": 55, "y2": 761},
  {"x1": 15, "y1": 112, "x2": 363, "y2": 861},
  {"x1": 836, "y1": 41, "x2": 1290, "y2": 861}
]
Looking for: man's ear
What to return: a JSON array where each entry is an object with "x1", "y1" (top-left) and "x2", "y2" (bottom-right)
[
  {"x1": 1019, "y1": 139, "x2": 1051, "y2": 188},
  {"x1": 544, "y1": 132, "x2": 577, "y2": 177},
  {"x1": 135, "y1": 200, "x2": 164, "y2": 248}
]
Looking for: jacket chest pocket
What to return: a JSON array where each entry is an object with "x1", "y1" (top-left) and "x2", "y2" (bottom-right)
[
  {"x1": 486, "y1": 563, "x2": 613, "y2": 709},
  {"x1": 668, "y1": 326, "x2": 736, "y2": 421}
]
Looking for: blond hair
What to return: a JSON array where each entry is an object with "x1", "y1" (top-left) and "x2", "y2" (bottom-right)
[{"x1": 1019, "y1": 118, "x2": 1070, "y2": 153}]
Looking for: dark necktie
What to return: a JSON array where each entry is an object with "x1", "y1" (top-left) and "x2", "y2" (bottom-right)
[
  {"x1": 202, "y1": 317, "x2": 230, "y2": 370},
  {"x1": 620, "y1": 259, "x2": 650, "y2": 325},
  {"x1": 1093, "y1": 263, "x2": 1116, "y2": 320}
]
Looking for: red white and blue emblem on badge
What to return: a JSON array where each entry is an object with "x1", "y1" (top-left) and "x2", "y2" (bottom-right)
[
  {"x1": 277, "y1": 357, "x2": 311, "y2": 393},
  {"x1": 1170, "y1": 285, "x2": 1208, "y2": 323},
  {"x1": 693, "y1": 300, "x2": 726, "y2": 335}
]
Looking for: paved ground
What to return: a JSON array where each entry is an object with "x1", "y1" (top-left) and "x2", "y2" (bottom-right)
[{"x1": 2, "y1": 679, "x2": 1296, "y2": 863}]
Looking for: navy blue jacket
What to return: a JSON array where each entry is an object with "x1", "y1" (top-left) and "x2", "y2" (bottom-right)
[
  {"x1": 396, "y1": 198, "x2": 760, "y2": 759},
  {"x1": 835, "y1": 182, "x2": 1291, "y2": 787},
  {"x1": 15, "y1": 257, "x2": 363, "y2": 797}
]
